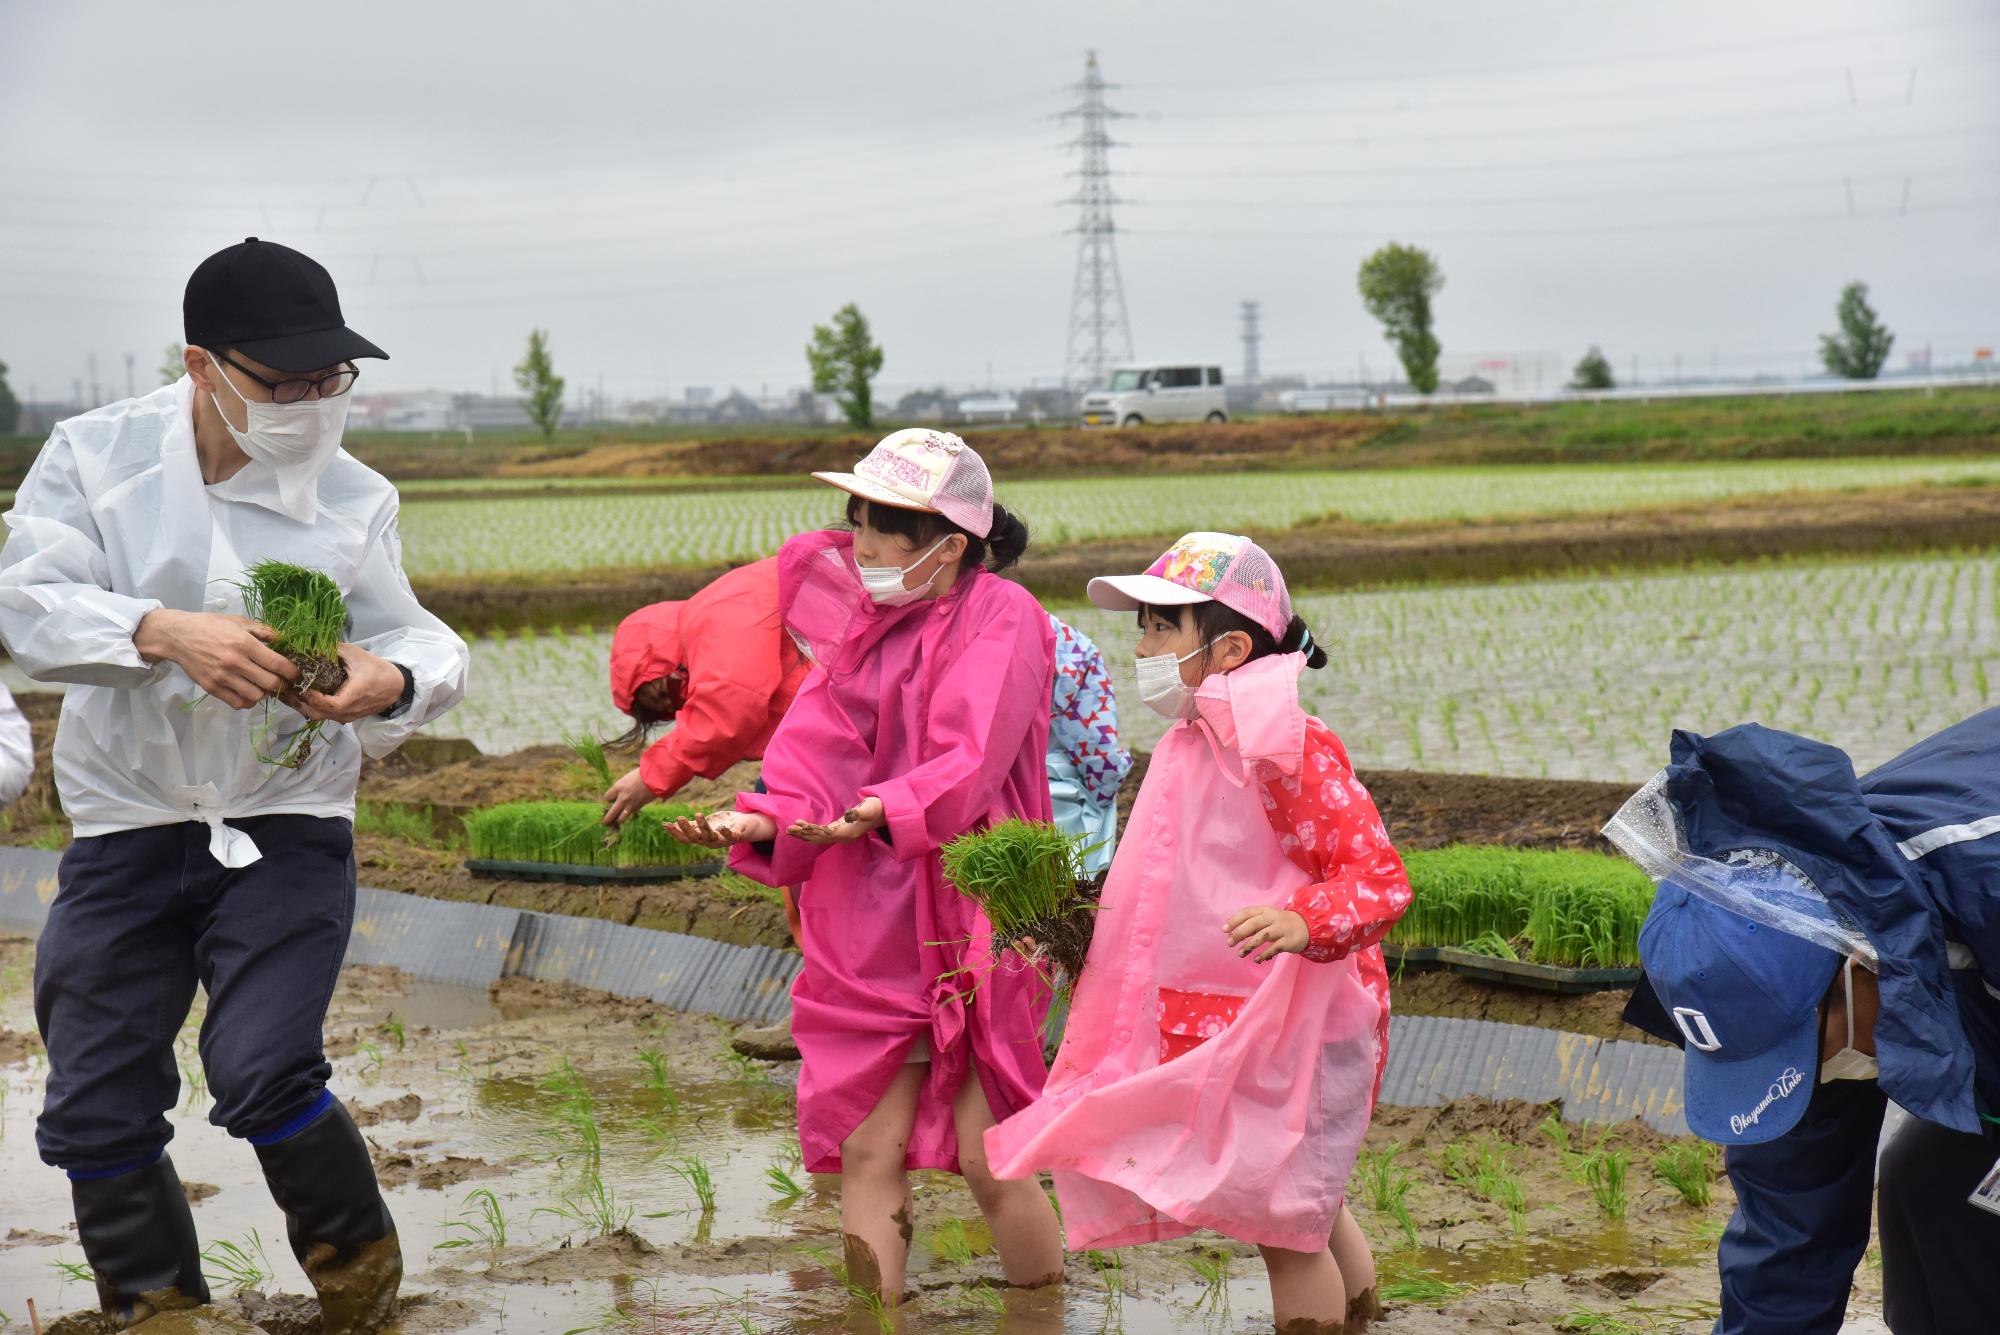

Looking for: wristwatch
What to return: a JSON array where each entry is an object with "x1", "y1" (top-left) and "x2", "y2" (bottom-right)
[{"x1": 378, "y1": 663, "x2": 417, "y2": 719}]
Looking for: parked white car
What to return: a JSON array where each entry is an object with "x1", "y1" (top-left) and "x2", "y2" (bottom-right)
[{"x1": 1080, "y1": 364, "x2": 1228, "y2": 427}]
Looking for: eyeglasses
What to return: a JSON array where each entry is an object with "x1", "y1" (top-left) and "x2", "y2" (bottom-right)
[{"x1": 220, "y1": 351, "x2": 359, "y2": 404}]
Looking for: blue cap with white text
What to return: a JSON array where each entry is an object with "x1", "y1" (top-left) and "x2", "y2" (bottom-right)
[{"x1": 1639, "y1": 878, "x2": 1842, "y2": 1145}]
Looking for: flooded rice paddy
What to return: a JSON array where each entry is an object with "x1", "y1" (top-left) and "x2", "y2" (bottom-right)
[{"x1": 0, "y1": 928, "x2": 1889, "y2": 1333}]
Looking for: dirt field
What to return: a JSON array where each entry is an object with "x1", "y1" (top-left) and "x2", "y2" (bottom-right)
[{"x1": 0, "y1": 929, "x2": 1879, "y2": 1335}]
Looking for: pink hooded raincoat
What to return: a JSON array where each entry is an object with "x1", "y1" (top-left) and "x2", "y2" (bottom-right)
[
  {"x1": 985, "y1": 652, "x2": 1409, "y2": 1253},
  {"x1": 730, "y1": 530, "x2": 1056, "y2": 1175}
]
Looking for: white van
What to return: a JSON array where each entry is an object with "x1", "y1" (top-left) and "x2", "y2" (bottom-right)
[{"x1": 1079, "y1": 364, "x2": 1228, "y2": 427}]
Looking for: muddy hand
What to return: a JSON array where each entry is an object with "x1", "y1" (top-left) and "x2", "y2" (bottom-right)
[
  {"x1": 294, "y1": 644, "x2": 405, "y2": 723},
  {"x1": 789, "y1": 796, "x2": 886, "y2": 845},
  {"x1": 602, "y1": 767, "x2": 653, "y2": 827},
  {"x1": 667, "y1": 812, "x2": 740, "y2": 847}
]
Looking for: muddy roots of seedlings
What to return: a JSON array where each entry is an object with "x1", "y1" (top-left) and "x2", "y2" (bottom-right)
[{"x1": 1012, "y1": 880, "x2": 1102, "y2": 980}]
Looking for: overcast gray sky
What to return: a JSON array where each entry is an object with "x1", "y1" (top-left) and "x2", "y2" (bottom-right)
[{"x1": 3, "y1": 0, "x2": 1996, "y2": 406}]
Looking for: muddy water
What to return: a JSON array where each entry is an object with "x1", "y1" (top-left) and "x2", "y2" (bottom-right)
[{"x1": 0, "y1": 935, "x2": 1882, "y2": 1334}]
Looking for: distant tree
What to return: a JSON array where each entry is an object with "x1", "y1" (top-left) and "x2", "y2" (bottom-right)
[
  {"x1": 0, "y1": 360, "x2": 18, "y2": 434},
  {"x1": 513, "y1": 329, "x2": 566, "y2": 440},
  {"x1": 1357, "y1": 243, "x2": 1445, "y2": 394},
  {"x1": 806, "y1": 303, "x2": 885, "y2": 431},
  {"x1": 1571, "y1": 346, "x2": 1616, "y2": 391},
  {"x1": 160, "y1": 342, "x2": 188, "y2": 386},
  {"x1": 1819, "y1": 281, "x2": 1894, "y2": 380}
]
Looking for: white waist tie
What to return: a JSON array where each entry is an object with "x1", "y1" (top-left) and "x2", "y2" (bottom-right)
[{"x1": 175, "y1": 783, "x2": 262, "y2": 868}]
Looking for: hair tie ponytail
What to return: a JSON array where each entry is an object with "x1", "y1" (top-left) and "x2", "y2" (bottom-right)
[{"x1": 1296, "y1": 627, "x2": 1315, "y2": 659}]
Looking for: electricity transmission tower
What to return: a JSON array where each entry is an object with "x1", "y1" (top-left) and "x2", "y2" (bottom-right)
[
  {"x1": 1060, "y1": 51, "x2": 1134, "y2": 393},
  {"x1": 1240, "y1": 301, "x2": 1262, "y2": 387}
]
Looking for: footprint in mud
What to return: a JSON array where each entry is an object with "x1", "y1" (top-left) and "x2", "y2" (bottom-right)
[
  {"x1": 369, "y1": 1150, "x2": 513, "y2": 1191},
  {"x1": 352, "y1": 1093, "x2": 424, "y2": 1126},
  {"x1": 0, "y1": 1026, "x2": 43, "y2": 1064},
  {"x1": 3, "y1": 1226, "x2": 68, "y2": 1250}
]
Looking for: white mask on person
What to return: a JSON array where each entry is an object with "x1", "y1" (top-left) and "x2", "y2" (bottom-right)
[
  {"x1": 1135, "y1": 637, "x2": 1224, "y2": 720},
  {"x1": 206, "y1": 350, "x2": 351, "y2": 521},
  {"x1": 856, "y1": 536, "x2": 950, "y2": 607},
  {"x1": 1820, "y1": 955, "x2": 1880, "y2": 1083}
]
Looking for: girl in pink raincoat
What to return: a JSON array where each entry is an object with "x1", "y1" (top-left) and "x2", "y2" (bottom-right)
[
  {"x1": 667, "y1": 429, "x2": 1064, "y2": 1304},
  {"x1": 986, "y1": 531, "x2": 1412, "y2": 1335}
]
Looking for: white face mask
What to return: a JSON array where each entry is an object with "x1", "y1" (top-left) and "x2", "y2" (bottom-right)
[
  {"x1": 1820, "y1": 956, "x2": 1880, "y2": 1083},
  {"x1": 206, "y1": 351, "x2": 351, "y2": 520},
  {"x1": 1135, "y1": 637, "x2": 1223, "y2": 720},
  {"x1": 857, "y1": 535, "x2": 950, "y2": 607}
]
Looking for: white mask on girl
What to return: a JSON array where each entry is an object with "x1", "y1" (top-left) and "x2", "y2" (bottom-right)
[
  {"x1": 1135, "y1": 637, "x2": 1224, "y2": 720},
  {"x1": 856, "y1": 536, "x2": 950, "y2": 607},
  {"x1": 1820, "y1": 955, "x2": 1880, "y2": 1083},
  {"x1": 206, "y1": 351, "x2": 351, "y2": 522}
]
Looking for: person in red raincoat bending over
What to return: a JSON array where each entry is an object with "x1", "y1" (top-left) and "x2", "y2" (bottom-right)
[{"x1": 603, "y1": 557, "x2": 811, "y2": 952}]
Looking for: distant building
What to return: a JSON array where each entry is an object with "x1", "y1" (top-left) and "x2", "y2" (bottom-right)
[
  {"x1": 1452, "y1": 375, "x2": 1497, "y2": 395},
  {"x1": 956, "y1": 394, "x2": 1019, "y2": 423},
  {"x1": 449, "y1": 394, "x2": 535, "y2": 432}
]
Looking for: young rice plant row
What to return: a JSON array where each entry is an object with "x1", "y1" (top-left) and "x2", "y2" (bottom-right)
[
  {"x1": 114, "y1": 551, "x2": 1993, "y2": 776},
  {"x1": 393, "y1": 458, "x2": 2000, "y2": 578}
]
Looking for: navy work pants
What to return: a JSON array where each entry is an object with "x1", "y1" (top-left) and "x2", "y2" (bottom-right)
[{"x1": 34, "y1": 815, "x2": 356, "y2": 1176}]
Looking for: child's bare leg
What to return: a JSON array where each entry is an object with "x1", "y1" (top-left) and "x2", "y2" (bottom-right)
[
  {"x1": 1262, "y1": 1241, "x2": 1347, "y2": 1333},
  {"x1": 1329, "y1": 1204, "x2": 1379, "y2": 1326},
  {"x1": 839, "y1": 1064, "x2": 926, "y2": 1302},
  {"x1": 952, "y1": 1069, "x2": 1064, "y2": 1287}
]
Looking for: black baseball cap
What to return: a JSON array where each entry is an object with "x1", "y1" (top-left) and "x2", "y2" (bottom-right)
[{"x1": 183, "y1": 237, "x2": 388, "y2": 372}]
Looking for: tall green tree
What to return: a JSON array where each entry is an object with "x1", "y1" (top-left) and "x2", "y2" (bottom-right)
[
  {"x1": 0, "y1": 359, "x2": 18, "y2": 434},
  {"x1": 513, "y1": 329, "x2": 566, "y2": 440},
  {"x1": 1357, "y1": 243, "x2": 1445, "y2": 394},
  {"x1": 160, "y1": 342, "x2": 187, "y2": 385},
  {"x1": 1571, "y1": 346, "x2": 1616, "y2": 391},
  {"x1": 806, "y1": 303, "x2": 885, "y2": 430},
  {"x1": 1819, "y1": 281, "x2": 1894, "y2": 380}
]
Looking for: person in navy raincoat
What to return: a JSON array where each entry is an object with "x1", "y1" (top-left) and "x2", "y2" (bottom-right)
[{"x1": 1617, "y1": 710, "x2": 2000, "y2": 1335}]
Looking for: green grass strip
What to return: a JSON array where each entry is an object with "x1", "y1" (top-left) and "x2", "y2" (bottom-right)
[
  {"x1": 1392, "y1": 845, "x2": 1656, "y2": 968},
  {"x1": 463, "y1": 800, "x2": 714, "y2": 868}
]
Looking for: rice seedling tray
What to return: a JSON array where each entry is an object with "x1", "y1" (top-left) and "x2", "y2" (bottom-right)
[
  {"x1": 1433, "y1": 946, "x2": 1640, "y2": 994},
  {"x1": 465, "y1": 857, "x2": 723, "y2": 885},
  {"x1": 1379, "y1": 942, "x2": 1441, "y2": 970}
]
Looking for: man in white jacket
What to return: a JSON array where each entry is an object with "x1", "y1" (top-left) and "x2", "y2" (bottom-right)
[{"x1": 0, "y1": 238, "x2": 468, "y2": 1332}]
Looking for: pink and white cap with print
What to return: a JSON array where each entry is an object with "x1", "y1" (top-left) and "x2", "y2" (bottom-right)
[
  {"x1": 1087, "y1": 531, "x2": 1293, "y2": 641},
  {"x1": 812, "y1": 427, "x2": 995, "y2": 537}
]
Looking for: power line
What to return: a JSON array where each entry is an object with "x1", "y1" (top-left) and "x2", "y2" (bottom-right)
[
  {"x1": 1118, "y1": 8, "x2": 1996, "y2": 90},
  {"x1": 1120, "y1": 123, "x2": 2000, "y2": 179},
  {"x1": 1151, "y1": 49, "x2": 2000, "y2": 121},
  {"x1": 1129, "y1": 167, "x2": 1988, "y2": 211},
  {"x1": 1122, "y1": 193, "x2": 2000, "y2": 243},
  {"x1": 1126, "y1": 88, "x2": 1988, "y2": 153}
]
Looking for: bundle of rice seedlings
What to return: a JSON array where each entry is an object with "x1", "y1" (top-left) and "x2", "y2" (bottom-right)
[
  {"x1": 464, "y1": 800, "x2": 713, "y2": 869},
  {"x1": 235, "y1": 559, "x2": 348, "y2": 767},
  {"x1": 940, "y1": 819, "x2": 1100, "y2": 979}
]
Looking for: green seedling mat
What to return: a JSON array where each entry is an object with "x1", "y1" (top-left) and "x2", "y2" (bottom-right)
[
  {"x1": 1433, "y1": 946, "x2": 1640, "y2": 994},
  {"x1": 466, "y1": 858, "x2": 723, "y2": 885}
]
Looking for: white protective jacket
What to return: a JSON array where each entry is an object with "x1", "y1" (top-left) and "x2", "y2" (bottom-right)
[{"x1": 0, "y1": 377, "x2": 468, "y2": 865}]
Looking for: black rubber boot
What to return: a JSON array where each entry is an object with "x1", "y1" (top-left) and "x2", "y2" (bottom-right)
[
  {"x1": 253, "y1": 1099, "x2": 402, "y2": 1335},
  {"x1": 68, "y1": 1153, "x2": 210, "y2": 1327}
]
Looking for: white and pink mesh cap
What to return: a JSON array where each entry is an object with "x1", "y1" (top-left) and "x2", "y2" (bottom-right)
[
  {"x1": 1088, "y1": 531, "x2": 1293, "y2": 641},
  {"x1": 813, "y1": 428, "x2": 994, "y2": 537}
]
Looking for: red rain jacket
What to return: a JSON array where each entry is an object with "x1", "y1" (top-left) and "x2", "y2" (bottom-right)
[{"x1": 608, "y1": 557, "x2": 809, "y2": 799}]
